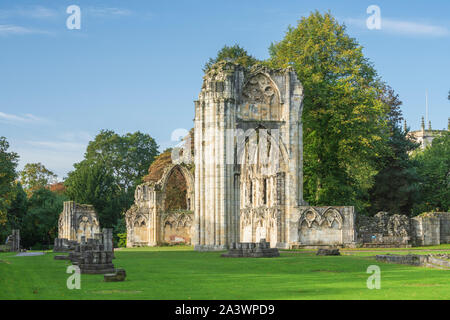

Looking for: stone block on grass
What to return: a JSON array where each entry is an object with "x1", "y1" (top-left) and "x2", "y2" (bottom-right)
[
  {"x1": 104, "y1": 269, "x2": 126, "y2": 282},
  {"x1": 316, "y1": 248, "x2": 341, "y2": 256},
  {"x1": 54, "y1": 255, "x2": 69, "y2": 260}
]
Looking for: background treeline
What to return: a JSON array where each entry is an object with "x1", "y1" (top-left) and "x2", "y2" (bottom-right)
[
  {"x1": 0, "y1": 131, "x2": 158, "y2": 249},
  {"x1": 1, "y1": 12, "x2": 448, "y2": 248}
]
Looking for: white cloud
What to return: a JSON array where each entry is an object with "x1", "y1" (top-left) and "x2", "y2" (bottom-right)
[
  {"x1": 25, "y1": 130, "x2": 92, "y2": 152},
  {"x1": 11, "y1": 131, "x2": 92, "y2": 178},
  {"x1": 15, "y1": 147, "x2": 85, "y2": 179},
  {"x1": 21, "y1": 135, "x2": 91, "y2": 178},
  {"x1": 344, "y1": 17, "x2": 450, "y2": 37},
  {"x1": 88, "y1": 7, "x2": 133, "y2": 17},
  {"x1": 19, "y1": 6, "x2": 57, "y2": 19},
  {"x1": 0, "y1": 6, "x2": 58, "y2": 19},
  {"x1": 25, "y1": 140, "x2": 86, "y2": 152},
  {"x1": 59, "y1": 131, "x2": 93, "y2": 142},
  {"x1": 0, "y1": 24, "x2": 50, "y2": 36},
  {"x1": 383, "y1": 19, "x2": 450, "y2": 37},
  {"x1": 0, "y1": 111, "x2": 46, "y2": 122}
]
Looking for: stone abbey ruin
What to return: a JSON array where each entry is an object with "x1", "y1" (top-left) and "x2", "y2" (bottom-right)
[
  {"x1": 52, "y1": 62, "x2": 449, "y2": 253},
  {"x1": 125, "y1": 62, "x2": 354, "y2": 250},
  {"x1": 123, "y1": 61, "x2": 450, "y2": 251},
  {"x1": 53, "y1": 202, "x2": 123, "y2": 278},
  {"x1": 53, "y1": 201, "x2": 100, "y2": 251}
]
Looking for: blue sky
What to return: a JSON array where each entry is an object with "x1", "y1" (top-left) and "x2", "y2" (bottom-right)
[{"x1": 1, "y1": 0, "x2": 449, "y2": 179}]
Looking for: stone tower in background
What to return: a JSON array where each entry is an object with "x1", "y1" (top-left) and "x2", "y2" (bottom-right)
[{"x1": 193, "y1": 62, "x2": 304, "y2": 250}]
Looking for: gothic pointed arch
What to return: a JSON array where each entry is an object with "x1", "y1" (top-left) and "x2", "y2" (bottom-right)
[
  {"x1": 239, "y1": 72, "x2": 282, "y2": 121},
  {"x1": 322, "y1": 207, "x2": 343, "y2": 229},
  {"x1": 299, "y1": 207, "x2": 322, "y2": 228}
]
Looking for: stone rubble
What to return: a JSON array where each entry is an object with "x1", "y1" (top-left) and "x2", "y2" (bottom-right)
[
  {"x1": 104, "y1": 269, "x2": 126, "y2": 282},
  {"x1": 221, "y1": 239, "x2": 280, "y2": 258},
  {"x1": 316, "y1": 248, "x2": 341, "y2": 256}
]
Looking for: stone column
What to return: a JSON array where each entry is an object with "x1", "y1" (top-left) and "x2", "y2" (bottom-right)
[
  {"x1": 102, "y1": 228, "x2": 113, "y2": 252},
  {"x1": 10, "y1": 229, "x2": 20, "y2": 252}
]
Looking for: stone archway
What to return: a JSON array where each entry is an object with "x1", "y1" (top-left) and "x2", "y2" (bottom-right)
[
  {"x1": 125, "y1": 163, "x2": 195, "y2": 247},
  {"x1": 158, "y1": 164, "x2": 194, "y2": 244},
  {"x1": 297, "y1": 207, "x2": 345, "y2": 246},
  {"x1": 194, "y1": 63, "x2": 304, "y2": 250},
  {"x1": 158, "y1": 164, "x2": 195, "y2": 212},
  {"x1": 238, "y1": 127, "x2": 289, "y2": 248}
]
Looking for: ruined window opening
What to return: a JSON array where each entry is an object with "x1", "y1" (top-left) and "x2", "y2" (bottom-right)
[{"x1": 263, "y1": 178, "x2": 267, "y2": 205}]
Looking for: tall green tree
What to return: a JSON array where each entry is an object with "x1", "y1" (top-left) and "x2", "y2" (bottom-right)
[
  {"x1": 64, "y1": 130, "x2": 159, "y2": 239},
  {"x1": 0, "y1": 182, "x2": 27, "y2": 242},
  {"x1": 21, "y1": 188, "x2": 67, "y2": 249},
  {"x1": 0, "y1": 137, "x2": 19, "y2": 228},
  {"x1": 369, "y1": 127, "x2": 420, "y2": 215},
  {"x1": 204, "y1": 44, "x2": 258, "y2": 72},
  {"x1": 83, "y1": 130, "x2": 159, "y2": 191},
  {"x1": 412, "y1": 132, "x2": 450, "y2": 214},
  {"x1": 267, "y1": 11, "x2": 390, "y2": 212},
  {"x1": 368, "y1": 85, "x2": 420, "y2": 215},
  {"x1": 64, "y1": 161, "x2": 122, "y2": 228},
  {"x1": 19, "y1": 162, "x2": 57, "y2": 196},
  {"x1": 6, "y1": 182, "x2": 28, "y2": 229}
]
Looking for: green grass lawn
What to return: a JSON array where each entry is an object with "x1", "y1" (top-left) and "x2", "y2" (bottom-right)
[{"x1": 0, "y1": 245, "x2": 449, "y2": 300}]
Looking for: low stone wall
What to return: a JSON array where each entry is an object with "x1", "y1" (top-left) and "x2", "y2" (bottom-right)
[
  {"x1": 357, "y1": 212, "x2": 410, "y2": 247},
  {"x1": 357, "y1": 211, "x2": 450, "y2": 247},
  {"x1": 376, "y1": 254, "x2": 450, "y2": 269},
  {"x1": 221, "y1": 239, "x2": 280, "y2": 258},
  {"x1": 68, "y1": 228, "x2": 116, "y2": 274},
  {"x1": 427, "y1": 255, "x2": 450, "y2": 269},
  {"x1": 438, "y1": 213, "x2": 450, "y2": 244},
  {"x1": 53, "y1": 238, "x2": 78, "y2": 252},
  {"x1": 411, "y1": 212, "x2": 450, "y2": 246},
  {"x1": 376, "y1": 254, "x2": 427, "y2": 266},
  {"x1": 293, "y1": 206, "x2": 356, "y2": 248}
]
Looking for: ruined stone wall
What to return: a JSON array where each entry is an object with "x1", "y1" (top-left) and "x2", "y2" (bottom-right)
[
  {"x1": 125, "y1": 183, "x2": 154, "y2": 247},
  {"x1": 161, "y1": 211, "x2": 193, "y2": 244},
  {"x1": 125, "y1": 165, "x2": 195, "y2": 247},
  {"x1": 356, "y1": 211, "x2": 450, "y2": 247},
  {"x1": 289, "y1": 206, "x2": 356, "y2": 248},
  {"x1": 356, "y1": 212, "x2": 411, "y2": 247},
  {"x1": 57, "y1": 201, "x2": 100, "y2": 243},
  {"x1": 438, "y1": 213, "x2": 450, "y2": 244},
  {"x1": 194, "y1": 62, "x2": 304, "y2": 250},
  {"x1": 411, "y1": 212, "x2": 450, "y2": 246},
  {"x1": 6, "y1": 229, "x2": 20, "y2": 252},
  {"x1": 376, "y1": 254, "x2": 450, "y2": 269},
  {"x1": 67, "y1": 228, "x2": 115, "y2": 274}
]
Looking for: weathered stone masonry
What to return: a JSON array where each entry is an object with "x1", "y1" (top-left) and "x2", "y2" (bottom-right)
[
  {"x1": 57, "y1": 201, "x2": 100, "y2": 243},
  {"x1": 125, "y1": 62, "x2": 356, "y2": 250},
  {"x1": 125, "y1": 164, "x2": 194, "y2": 247},
  {"x1": 356, "y1": 211, "x2": 450, "y2": 247}
]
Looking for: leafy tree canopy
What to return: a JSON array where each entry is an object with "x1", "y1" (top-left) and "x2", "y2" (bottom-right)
[
  {"x1": 21, "y1": 188, "x2": 67, "y2": 248},
  {"x1": 412, "y1": 132, "x2": 450, "y2": 214},
  {"x1": 0, "y1": 137, "x2": 19, "y2": 226},
  {"x1": 83, "y1": 130, "x2": 159, "y2": 191},
  {"x1": 64, "y1": 130, "x2": 159, "y2": 234},
  {"x1": 64, "y1": 160, "x2": 123, "y2": 227},
  {"x1": 204, "y1": 44, "x2": 259, "y2": 72},
  {"x1": 267, "y1": 11, "x2": 390, "y2": 212},
  {"x1": 19, "y1": 162, "x2": 57, "y2": 196}
]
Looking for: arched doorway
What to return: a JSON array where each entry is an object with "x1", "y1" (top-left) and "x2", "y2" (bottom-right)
[
  {"x1": 238, "y1": 127, "x2": 288, "y2": 248},
  {"x1": 160, "y1": 165, "x2": 194, "y2": 244},
  {"x1": 125, "y1": 163, "x2": 195, "y2": 247}
]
